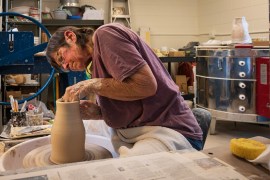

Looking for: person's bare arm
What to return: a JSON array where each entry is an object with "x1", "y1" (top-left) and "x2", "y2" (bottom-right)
[{"x1": 63, "y1": 64, "x2": 157, "y2": 102}]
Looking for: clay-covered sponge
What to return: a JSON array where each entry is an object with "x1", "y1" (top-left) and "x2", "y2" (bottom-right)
[{"x1": 230, "y1": 138, "x2": 266, "y2": 160}]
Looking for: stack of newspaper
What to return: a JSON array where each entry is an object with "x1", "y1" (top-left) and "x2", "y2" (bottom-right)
[{"x1": 0, "y1": 150, "x2": 248, "y2": 180}]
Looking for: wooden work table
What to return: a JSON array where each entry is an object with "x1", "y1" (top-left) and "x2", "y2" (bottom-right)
[{"x1": 203, "y1": 146, "x2": 270, "y2": 179}]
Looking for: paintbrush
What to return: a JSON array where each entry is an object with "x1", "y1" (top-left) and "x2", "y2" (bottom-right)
[
  {"x1": 15, "y1": 99, "x2": 19, "y2": 112},
  {"x1": 20, "y1": 100, "x2": 27, "y2": 112},
  {"x1": 9, "y1": 95, "x2": 15, "y2": 112}
]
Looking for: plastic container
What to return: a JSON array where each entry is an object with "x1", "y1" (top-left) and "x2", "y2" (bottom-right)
[
  {"x1": 52, "y1": 10, "x2": 67, "y2": 20},
  {"x1": 26, "y1": 112, "x2": 43, "y2": 126},
  {"x1": 10, "y1": 111, "x2": 27, "y2": 127},
  {"x1": 67, "y1": 15, "x2": 82, "y2": 19}
]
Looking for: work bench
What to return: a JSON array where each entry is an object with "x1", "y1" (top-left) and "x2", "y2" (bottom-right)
[{"x1": 0, "y1": 144, "x2": 268, "y2": 179}]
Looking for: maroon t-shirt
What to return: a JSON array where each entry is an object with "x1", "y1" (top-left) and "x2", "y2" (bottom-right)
[{"x1": 92, "y1": 23, "x2": 202, "y2": 140}]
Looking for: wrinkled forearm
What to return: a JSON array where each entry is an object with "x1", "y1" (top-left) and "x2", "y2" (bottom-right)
[{"x1": 86, "y1": 65, "x2": 157, "y2": 101}]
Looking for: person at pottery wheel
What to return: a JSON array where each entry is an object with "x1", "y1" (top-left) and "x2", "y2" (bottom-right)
[{"x1": 45, "y1": 23, "x2": 203, "y2": 157}]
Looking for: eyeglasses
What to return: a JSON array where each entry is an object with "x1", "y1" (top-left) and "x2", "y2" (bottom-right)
[
  {"x1": 55, "y1": 50, "x2": 70, "y2": 72},
  {"x1": 56, "y1": 51, "x2": 65, "y2": 66}
]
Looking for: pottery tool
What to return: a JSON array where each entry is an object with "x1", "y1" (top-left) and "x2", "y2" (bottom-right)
[
  {"x1": 9, "y1": 95, "x2": 15, "y2": 112},
  {"x1": 14, "y1": 100, "x2": 19, "y2": 112},
  {"x1": 20, "y1": 101, "x2": 27, "y2": 112},
  {"x1": 18, "y1": 126, "x2": 49, "y2": 134},
  {"x1": 34, "y1": 101, "x2": 42, "y2": 114}
]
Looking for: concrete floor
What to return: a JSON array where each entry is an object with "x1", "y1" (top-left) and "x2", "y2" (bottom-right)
[{"x1": 204, "y1": 120, "x2": 270, "y2": 150}]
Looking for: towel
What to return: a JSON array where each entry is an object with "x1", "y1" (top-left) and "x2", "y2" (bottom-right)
[
  {"x1": 113, "y1": 126, "x2": 193, "y2": 157},
  {"x1": 83, "y1": 120, "x2": 193, "y2": 157}
]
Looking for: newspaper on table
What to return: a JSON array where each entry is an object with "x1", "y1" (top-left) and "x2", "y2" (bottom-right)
[
  {"x1": 0, "y1": 124, "x2": 52, "y2": 139},
  {"x1": 0, "y1": 150, "x2": 248, "y2": 180}
]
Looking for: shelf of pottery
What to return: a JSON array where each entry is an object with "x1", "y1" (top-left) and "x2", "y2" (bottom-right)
[
  {"x1": 5, "y1": 0, "x2": 42, "y2": 46},
  {"x1": 110, "y1": 0, "x2": 131, "y2": 28}
]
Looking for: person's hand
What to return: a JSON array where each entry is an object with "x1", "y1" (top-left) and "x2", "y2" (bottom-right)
[
  {"x1": 62, "y1": 79, "x2": 100, "y2": 102},
  {"x1": 61, "y1": 84, "x2": 82, "y2": 102},
  {"x1": 79, "y1": 100, "x2": 102, "y2": 120}
]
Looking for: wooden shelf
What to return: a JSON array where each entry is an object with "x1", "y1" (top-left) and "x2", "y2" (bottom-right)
[
  {"x1": 182, "y1": 94, "x2": 194, "y2": 100},
  {"x1": 112, "y1": 15, "x2": 130, "y2": 18},
  {"x1": 6, "y1": 21, "x2": 37, "y2": 25},
  {"x1": 160, "y1": 56, "x2": 195, "y2": 74},
  {"x1": 159, "y1": 57, "x2": 195, "y2": 63},
  {"x1": 42, "y1": 19, "x2": 104, "y2": 27},
  {"x1": 5, "y1": 84, "x2": 40, "y2": 87}
]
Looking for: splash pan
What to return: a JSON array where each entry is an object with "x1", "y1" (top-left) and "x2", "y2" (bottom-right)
[{"x1": 0, "y1": 134, "x2": 118, "y2": 171}]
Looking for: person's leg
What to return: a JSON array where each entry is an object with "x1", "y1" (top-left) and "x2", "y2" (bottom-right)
[
  {"x1": 192, "y1": 108, "x2": 211, "y2": 149},
  {"x1": 185, "y1": 137, "x2": 203, "y2": 151},
  {"x1": 119, "y1": 138, "x2": 169, "y2": 157}
]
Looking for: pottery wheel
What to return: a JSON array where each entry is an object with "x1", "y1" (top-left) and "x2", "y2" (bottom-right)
[{"x1": 23, "y1": 143, "x2": 113, "y2": 168}]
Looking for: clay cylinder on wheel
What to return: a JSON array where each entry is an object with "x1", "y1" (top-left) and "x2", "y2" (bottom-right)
[{"x1": 50, "y1": 99, "x2": 85, "y2": 164}]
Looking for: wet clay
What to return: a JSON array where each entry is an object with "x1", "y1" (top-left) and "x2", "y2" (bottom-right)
[{"x1": 50, "y1": 99, "x2": 86, "y2": 164}]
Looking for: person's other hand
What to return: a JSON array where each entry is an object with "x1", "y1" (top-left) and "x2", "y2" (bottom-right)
[
  {"x1": 62, "y1": 84, "x2": 81, "y2": 102},
  {"x1": 79, "y1": 100, "x2": 102, "y2": 120},
  {"x1": 62, "y1": 79, "x2": 99, "y2": 102}
]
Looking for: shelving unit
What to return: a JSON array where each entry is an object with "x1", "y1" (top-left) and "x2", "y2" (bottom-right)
[
  {"x1": 160, "y1": 56, "x2": 196, "y2": 101},
  {"x1": 1, "y1": 0, "x2": 45, "y2": 125},
  {"x1": 110, "y1": 0, "x2": 131, "y2": 28},
  {"x1": 5, "y1": 0, "x2": 42, "y2": 44},
  {"x1": 160, "y1": 56, "x2": 195, "y2": 74},
  {"x1": 42, "y1": 19, "x2": 104, "y2": 27},
  {"x1": 1, "y1": 1, "x2": 105, "y2": 122},
  {"x1": 1, "y1": 75, "x2": 41, "y2": 124}
]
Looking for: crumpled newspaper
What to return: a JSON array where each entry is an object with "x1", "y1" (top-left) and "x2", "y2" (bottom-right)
[
  {"x1": 0, "y1": 124, "x2": 52, "y2": 139},
  {"x1": 10, "y1": 125, "x2": 52, "y2": 138},
  {"x1": 248, "y1": 136, "x2": 270, "y2": 171}
]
